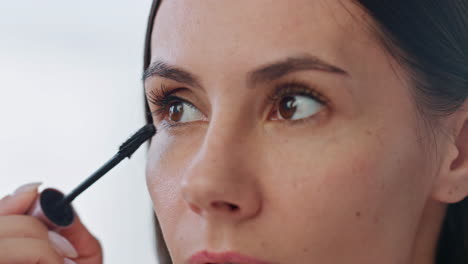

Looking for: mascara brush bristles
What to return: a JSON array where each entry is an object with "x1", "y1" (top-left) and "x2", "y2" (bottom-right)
[{"x1": 119, "y1": 123, "x2": 157, "y2": 158}]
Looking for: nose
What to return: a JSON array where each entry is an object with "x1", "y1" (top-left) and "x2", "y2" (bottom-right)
[{"x1": 180, "y1": 128, "x2": 262, "y2": 223}]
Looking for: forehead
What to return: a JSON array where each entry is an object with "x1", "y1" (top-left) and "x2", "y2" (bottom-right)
[{"x1": 151, "y1": 0, "x2": 377, "y2": 74}]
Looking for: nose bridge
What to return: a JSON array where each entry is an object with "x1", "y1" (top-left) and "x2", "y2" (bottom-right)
[
  {"x1": 204, "y1": 118, "x2": 248, "y2": 160},
  {"x1": 180, "y1": 117, "x2": 262, "y2": 222},
  {"x1": 196, "y1": 105, "x2": 259, "y2": 179},
  {"x1": 203, "y1": 94, "x2": 257, "y2": 158}
]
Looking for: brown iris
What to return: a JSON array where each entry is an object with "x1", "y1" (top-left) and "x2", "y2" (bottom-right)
[
  {"x1": 168, "y1": 102, "x2": 184, "y2": 122},
  {"x1": 278, "y1": 96, "x2": 298, "y2": 119}
]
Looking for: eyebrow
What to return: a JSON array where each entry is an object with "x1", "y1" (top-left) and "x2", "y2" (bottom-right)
[
  {"x1": 142, "y1": 60, "x2": 203, "y2": 89},
  {"x1": 143, "y1": 54, "x2": 349, "y2": 88},
  {"x1": 248, "y1": 55, "x2": 349, "y2": 86}
]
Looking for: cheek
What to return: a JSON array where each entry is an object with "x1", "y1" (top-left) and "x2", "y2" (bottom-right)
[
  {"x1": 145, "y1": 128, "x2": 207, "y2": 259},
  {"x1": 146, "y1": 132, "x2": 180, "y2": 215},
  {"x1": 145, "y1": 129, "x2": 204, "y2": 222},
  {"x1": 323, "y1": 130, "x2": 426, "y2": 217},
  {"x1": 262, "y1": 125, "x2": 430, "y2": 252}
]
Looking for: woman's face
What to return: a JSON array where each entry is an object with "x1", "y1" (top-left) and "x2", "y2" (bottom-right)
[{"x1": 144, "y1": 1, "x2": 443, "y2": 263}]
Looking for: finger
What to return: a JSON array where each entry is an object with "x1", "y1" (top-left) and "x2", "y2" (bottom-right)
[
  {"x1": 58, "y1": 213, "x2": 103, "y2": 264},
  {"x1": 0, "y1": 237, "x2": 65, "y2": 264},
  {"x1": 48, "y1": 231, "x2": 79, "y2": 259},
  {"x1": 0, "y1": 216, "x2": 78, "y2": 259},
  {"x1": 0, "y1": 215, "x2": 48, "y2": 239},
  {"x1": 0, "y1": 182, "x2": 42, "y2": 216}
]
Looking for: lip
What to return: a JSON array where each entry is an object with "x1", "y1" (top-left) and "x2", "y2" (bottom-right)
[{"x1": 188, "y1": 250, "x2": 272, "y2": 264}]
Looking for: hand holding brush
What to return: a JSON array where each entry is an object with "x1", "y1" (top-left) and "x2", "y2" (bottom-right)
[{"x1": 0, "y1": 124, "x2": 156, "y2": 264}]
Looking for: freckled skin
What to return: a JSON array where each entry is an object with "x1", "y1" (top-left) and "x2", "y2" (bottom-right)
[{"x1": 144, "y1": 1, "x2": 450, "y2": 263}]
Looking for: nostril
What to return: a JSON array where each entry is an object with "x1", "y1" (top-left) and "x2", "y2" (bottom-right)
[
  {"x1": 228, "y1": 203, "x2": 239, "y2": 211},
  {"x1": 211, "y1": 201, "x2": 240, "y2": 212},
  {"x1": 189, "y1": 203, "x2": 202, "y2": 214}
]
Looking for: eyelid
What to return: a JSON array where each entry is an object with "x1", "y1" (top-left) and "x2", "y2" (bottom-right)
[
  {"x1": 146, "y1": 85, "x2": 183, "y2": 115},
  {"x1": 267, "y1": 81, "x2": 329, "y2": 106},
  {"x1": 146, "y1": 84, "x2": 205, "y2": 126},
  {"x1": 146, "y1": 81, "x2": 330, "y2": 127}
]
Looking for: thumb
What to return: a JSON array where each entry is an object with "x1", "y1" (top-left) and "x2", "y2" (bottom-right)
[
  {"x1": 0, "y1": 182, "x2": 42, "y2": 216},
  {"x1": 58, "y1": 211, "x2": 103, "y2": 264}
]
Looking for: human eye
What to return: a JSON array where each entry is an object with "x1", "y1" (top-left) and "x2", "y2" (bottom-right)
[
  {"x1": 146, "y1": 84, "x2": 204, "y2": 126},
  {"x1": 268, "y1": 81, "x2": 328, "y2": 122}
]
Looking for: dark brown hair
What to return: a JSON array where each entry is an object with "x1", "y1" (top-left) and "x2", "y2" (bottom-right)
[{"x1": 142, "y1": 1, "x2": 468, "y2": 263}]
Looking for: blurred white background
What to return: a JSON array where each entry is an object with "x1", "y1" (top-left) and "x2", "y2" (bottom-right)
[{"x1": 0, "y1": 1, "x2": 158, "y2": 263}]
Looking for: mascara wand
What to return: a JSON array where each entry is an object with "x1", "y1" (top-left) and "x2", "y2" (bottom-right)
[{"x1": 27, "y1": 123, "x2": 156, "y2": 229}]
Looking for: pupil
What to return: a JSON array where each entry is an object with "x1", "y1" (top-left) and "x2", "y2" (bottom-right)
[
  {"x1": 169, "y1": 102, "x2": 184, "y2": 121},
  {"x1": 279, "y1": 96, "x2": 297, "y2": 119}
]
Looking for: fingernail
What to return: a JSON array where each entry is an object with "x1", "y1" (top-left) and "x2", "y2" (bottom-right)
[
  {"x1": 64, "y1": 258, "x2": 77, "y2": 264},
  {"x1": 13, "y1": 182, "x2": 42, "y2": 195},
  {"x1": 48, "y1": 231, "x2": 79, "y2": 259}
]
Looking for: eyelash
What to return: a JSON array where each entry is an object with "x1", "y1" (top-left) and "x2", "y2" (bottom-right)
[
  {"x1": 266, "y1": 81, "x2": 328, "y2": 105},
  {"x1": 147, "y1": 84, "x2": 192, "y2": 115},
  {"x1": 146, "y1": 82, "x2": 329, "y2": 125}
]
